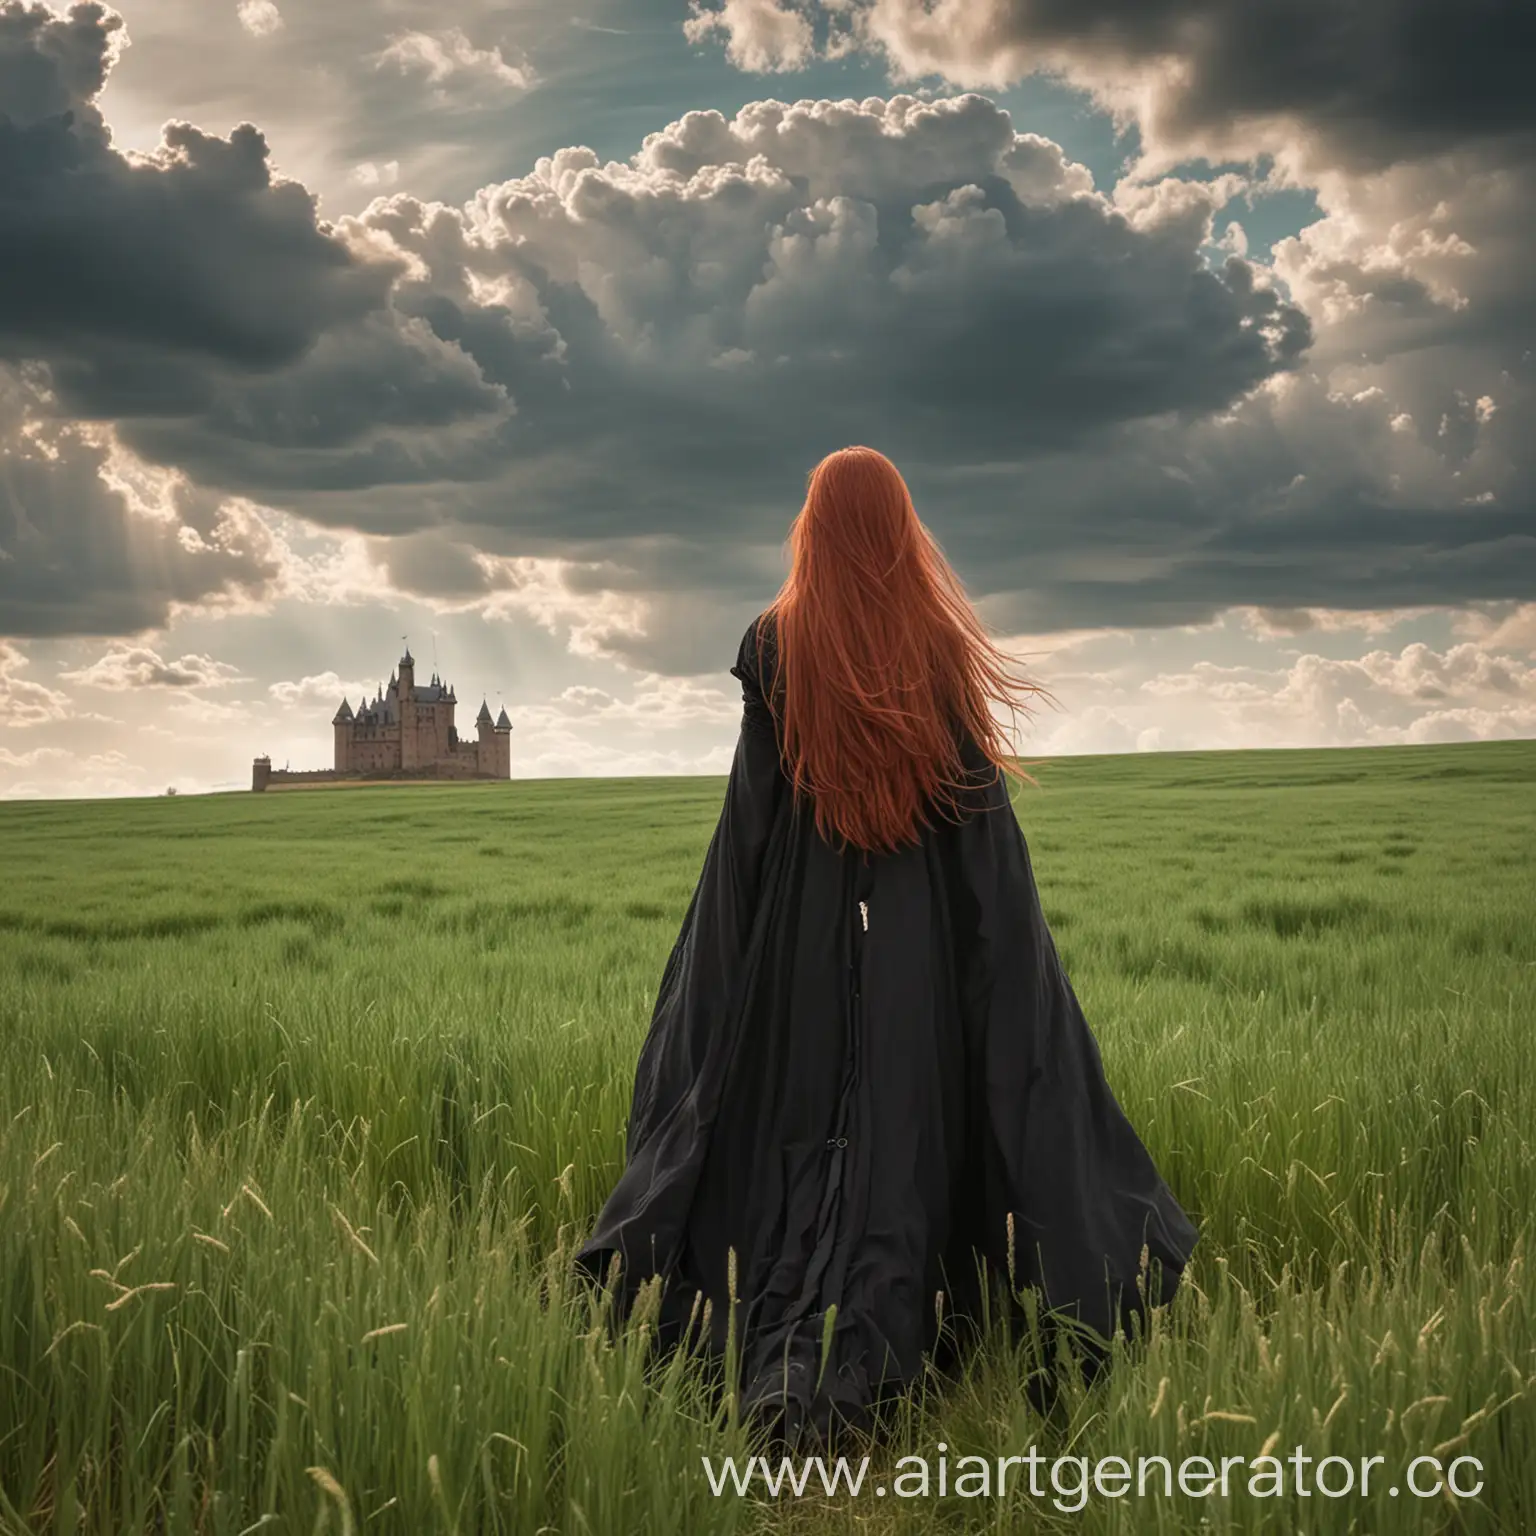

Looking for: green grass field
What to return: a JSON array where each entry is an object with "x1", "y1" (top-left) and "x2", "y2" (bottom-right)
[{"x1": 1, "y1": 739, "x2": 1533, "y2": 1534}]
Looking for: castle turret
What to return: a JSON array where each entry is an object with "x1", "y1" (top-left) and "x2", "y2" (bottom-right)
[
  {"x1": 333, "y1": 697, "x2": 354, "y2": 772},
  {"x1": 494, "y1": 706, "x2": 512, "y2": 780},
  {"x1": 474, "y1": 698, "x2": 494, "y2": 775},
  {"x1": 398, "y1": 647, "x2": 417, "y2": 770}
]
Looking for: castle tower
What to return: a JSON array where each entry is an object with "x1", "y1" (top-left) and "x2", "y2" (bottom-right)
[
  {"x1": 475, "y1": 699, "x2": 494, "y2": 773},
  {"x1": 332, "y1": 697, "x2": 354, "y2": 771},
  {"x1": 252, "y1": 754, "x2": 271, "y2": 792},
  {"x1": 494, "y1": 706, "x2": 512, "y2": 779},
  {"x1": 398, "y1": 645, "x2": 416, "y2": 770}
]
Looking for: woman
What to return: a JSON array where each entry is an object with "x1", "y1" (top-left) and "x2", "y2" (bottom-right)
[{"x1": 577, "y1": 447, "x2": 1197, "y2": 1444}]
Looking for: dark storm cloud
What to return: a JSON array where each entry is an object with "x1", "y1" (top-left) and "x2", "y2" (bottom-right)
[
  {"x1": 0, "y1": 367, "x2": 286, "y2": 638},
  {"x1": 2, "y1": 3, "x2": 1530, "y2": 672},
  {"x1": 751, "y1": 0, "x2": 1536, "y2": 171},
  {"x1": 132, "y1": 98, "x2": 1306, "y2": 515},
  {"x1": 114, "y1": 310, "x2": 511, "y2": 499},
  {"x1": 0, "y1": 3, "x2": 384, "y2": 378},
  {"x1": 667, "y1": 1, "x2": 1536, "y2": 662},
  {"x1": 367, "y1": 527, "x2": 498, "y2": 600},
  {"x1": 1118, "y1": 0, "x2": 1534, "y2": 166},
  {"x1": 928, "y1": 367, "x2": 1536, "y2": 636},
  {"x1": 352, "y1": 92, "x2": 1523, "y2": 671},
  {"x1": 0, "y1": 1, "x2": 507, "y2": 429},
  {"x1": 0, "y1": 0, "x2": 514, "y2": 637},
  {"x1": 959, "y1": 477, "x2": 1536, "y2": 637}
]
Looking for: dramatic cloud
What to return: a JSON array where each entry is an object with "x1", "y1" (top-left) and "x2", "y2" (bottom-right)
[
  {"x1": 175, "y1": 89, "x2": 1306, "y2": 672},
  {"x1": 683, "y1": 0, "x2": 815, "y2": 73},
  {"x1": 267, "y1": 670, "x2": 375, "y2": 707},
  {"x1": 235, "y1": 0, "x2": 280, "y2": 38},
  {"x1": 689, "y1": 0, "x2": 1536, "y2": 172},
  {"x1": 665, "y1": 1, "x2": 1536, "y2": 661},
  {"x1": 2, "y1": 4, "x2": 382, "y2": 379},
  {"x1": 2, "y1": 0, "x2": 1532, "y2": 750},
  {"x1": 376, "y1": 28, "x2": 535, "y2": 93},
  {"x1": 0, "y1": 639, "x2": 72, "y2": 727},
  {"x1": 351, "y1": 160, "x2": 400, "y2": 187},
  {"x1": 1016, "y1": 620, "x2": 1536, "y2": 756},
  {"x1": 58, "y1": 644, "x2": 247, "y2": 690},
  {"x1": 0, "y1": 2, "x2": 509, "y2": 456},
  {"x1": 0, "y1": 741, "x2": 135, "y2": 797},
  {"x1": 335, "y1": 95, "x2": 1306, "y2": 480},
  {"x1": 1456, "y1": 602, "x2": 1536, "y2": 655},
  {"x1": 0, "y1": 366, "x2": 293, "y2": 637},
  {"x1": 1149, "y1": 637, "x2": 1536, "y2": 748},
  {"x1": 527, "y1": 674, "x2": 740, "y2": 729}
]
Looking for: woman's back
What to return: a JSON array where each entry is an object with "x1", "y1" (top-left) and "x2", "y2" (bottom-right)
[{"x1": 577, "y1": 595, "x2": 1198, "y2": 1445}]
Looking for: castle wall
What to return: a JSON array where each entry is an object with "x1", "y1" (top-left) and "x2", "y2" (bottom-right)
[
  {"x1": 347, "y1": 723, "x2": 403, "y2": 774},
  {"x1": 332, "y1": 730, "x2": 508, "y2": 776},
  {"x1": 264, "y1": 768, "x2": 350, "y2": 785},
  {"x1": 434, "y1": 754, "x2": 491, "y2": 779},
  {"x1": 404, "y1": 702, "x2": 452, "y2": 769},
  {"x1": 260, "y1": 761, "x2": 501, "y2": 787}
]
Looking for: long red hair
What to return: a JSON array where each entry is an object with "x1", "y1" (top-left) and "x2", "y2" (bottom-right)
[{"x1": 757, "y1": 446, "x2": 1054, "y2": 855}]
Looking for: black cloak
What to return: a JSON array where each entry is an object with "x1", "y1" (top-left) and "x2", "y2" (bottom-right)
[{"x1": 576, "y1": 613, "x2": 1198, "y2": 1439}]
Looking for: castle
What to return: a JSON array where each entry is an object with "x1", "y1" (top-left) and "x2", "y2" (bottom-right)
[{"x1": 252, "y1": 644, "x2": 511, "y2": 790}]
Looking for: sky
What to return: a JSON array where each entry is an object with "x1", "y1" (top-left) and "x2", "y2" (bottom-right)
[{"x1": 1, "y1": 0, "x2": 1533, "y2": 797}]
